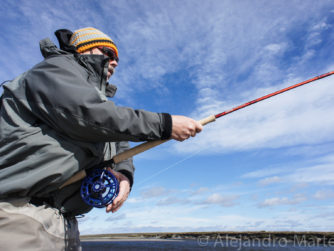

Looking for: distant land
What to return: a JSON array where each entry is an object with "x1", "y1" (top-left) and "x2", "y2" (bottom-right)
[{"x1": 81, "y1": 231, "x2": 334, "y2": 245}]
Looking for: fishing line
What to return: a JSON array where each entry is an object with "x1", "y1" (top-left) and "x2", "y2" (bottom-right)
[{"x1": 137, "y1": 145, "x2": 211, "y2": 186}]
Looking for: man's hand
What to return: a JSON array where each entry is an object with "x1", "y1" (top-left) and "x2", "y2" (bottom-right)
[
  {"x1": 106, "y1": 169, "x2": 130, "y2": 213},
  {"x1": 171, "y1": 115, "x2": 203, "y2": 141}
]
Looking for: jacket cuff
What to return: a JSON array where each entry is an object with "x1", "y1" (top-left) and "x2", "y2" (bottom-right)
[
  {"x1": 118, "y1": 170, "x2": 134, "y2": 188},
  {"x1": 161, "y1": 113, "x2": 172, "y2": 140}
]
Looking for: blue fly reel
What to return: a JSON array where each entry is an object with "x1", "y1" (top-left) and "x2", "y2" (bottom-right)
[{"x1": 80, "y1": 168, "x2": 119, "y2": 208}]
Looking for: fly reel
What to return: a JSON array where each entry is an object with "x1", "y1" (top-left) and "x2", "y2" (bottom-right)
[{"x1": 80, "y1": 168, "x2": 119, "y2": 208}]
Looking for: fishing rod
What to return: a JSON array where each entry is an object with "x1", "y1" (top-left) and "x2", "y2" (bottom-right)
[
  {"x1": 106, "y1": 70, "x2": 334, "y2": 164},
  {"x1": 60, "y1": 70, "x2": 334, "y2": 207}
]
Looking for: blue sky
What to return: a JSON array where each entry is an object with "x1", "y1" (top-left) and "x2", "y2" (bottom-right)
[{"x1": 1, "y1": 0, "x2": 334, "y2": 234}]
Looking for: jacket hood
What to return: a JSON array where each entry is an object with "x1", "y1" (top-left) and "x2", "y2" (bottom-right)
[{"x1": 39, "y1": 38, "x2": 68, "y2": 58}]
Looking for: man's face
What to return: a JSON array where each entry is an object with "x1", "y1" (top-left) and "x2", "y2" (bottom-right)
[{"x1": 81, "y1": 47, "x2": 118, "y2": 80}]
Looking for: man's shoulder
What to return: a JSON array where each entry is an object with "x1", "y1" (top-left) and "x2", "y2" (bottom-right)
[
  {"x1": 33, "y1": 53, "x2": 81, "y2": 74},
  {"x1": 24, "y1": 54, "x2": 88, "y2": 89},
  {"x1": 42, "y1": 53, "x2": 76, "y2": 66}
]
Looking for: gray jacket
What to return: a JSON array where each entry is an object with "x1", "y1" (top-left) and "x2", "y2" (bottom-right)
[{"x1": 0, "y1": 37, "x2": 171, "y2": 214}]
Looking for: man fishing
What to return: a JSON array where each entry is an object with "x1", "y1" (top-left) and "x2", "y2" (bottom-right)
[{"x1": 0, "y1": 27, "x2": 202, "y2": 250}]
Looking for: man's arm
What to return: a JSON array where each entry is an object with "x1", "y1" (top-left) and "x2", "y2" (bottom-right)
[{"x1": 23, "y1": 57, "x2": 172, "y2": 143}]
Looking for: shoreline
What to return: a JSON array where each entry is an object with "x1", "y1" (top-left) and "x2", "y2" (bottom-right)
[{"x1": 81, "y1": 231, "x2": 334, "y2": 244}]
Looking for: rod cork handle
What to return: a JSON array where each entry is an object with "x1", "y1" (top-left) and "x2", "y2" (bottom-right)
[
  {"x1": 59, "y1": 169, "x2": 87, "y2": 189},
  {"x1": 113, "y1": 139, "x2": 169, "y2": 164},
  {"x1": 113, "y1": 114, "x2": 216, "y2": 163},
  {"x1": 198, "y1": 114, "x2": 216, "y2": 125}
]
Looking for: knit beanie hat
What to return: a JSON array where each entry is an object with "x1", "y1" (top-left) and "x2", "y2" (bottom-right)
[{"x1": 69, "y1": 27, "x2": 118, "y2": 57}]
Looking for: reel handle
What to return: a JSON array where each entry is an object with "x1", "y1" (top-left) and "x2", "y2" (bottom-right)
[{"x1": 59, "y1": 115, "x2": 216, "y2": 189}]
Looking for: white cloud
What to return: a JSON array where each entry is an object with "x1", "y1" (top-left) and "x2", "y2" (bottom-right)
[
  {"x1": 311, "y1": 21, "x2": 330, "y2": 31},
  {"x1": 264, "y1": 43, "x2": 287, "y2": 54},
  {"x1": 287, "y1": 163, "x2": 334, "y2": 185},
  {"x1": 203, "y1": 193, "x2": 238, "y2": 207},
  {"x1": 126, "y1": 197, "x2": 142, "y2": 204},
  {"x1": 258, "y1": 176, "x2": 281, "y2": 186},
  {"x1": 106, "y1": 213, "x2": 126, "y2": 222},
  {"x1": 157, "y1": 196, "x2": 190, "y2": 206},
  {"x1": 243, "y1": 153, "x2": 334, "y2": 187},
  {"x1": 305, "y1": 19, "x2": 330, "y2": 48},
  {"x1": 258, "y1": 194, "x2": 306, "y2": 208},
  {"x1": 282, "y1": 143, "x2": 334, "y2": 158},
  {"x1": 314, "y1": 189, "x2": 334, "y2": 200},
  {"x1": 130, "y1": 185, "x2": 240, "y2": 208},
  {"x1": 259, "y1": 197, "x2": 290, "y2": 207},
  {"x1": 242, "y1": 168, "x2": 285, "y2": 179},
  {"x1": 140, "y1": 186, "x2": 170, "y2": 199},
  {"x1": 190, "y1": 187, "x2": 209, "y2": 195}
]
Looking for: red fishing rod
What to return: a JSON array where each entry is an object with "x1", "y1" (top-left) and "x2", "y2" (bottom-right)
[
  {"x1": 114, "y1": 70, "x2": 334, "y2": 160},
  {"x1": 62, "y1": 70, "x2": 334, "y2": 188},
  {"x1": 214, "y1": 71, "x2": 334, "y2": 119}
]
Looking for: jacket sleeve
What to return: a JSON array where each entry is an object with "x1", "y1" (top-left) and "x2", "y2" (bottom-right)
[
  {"x1": 22, "y1": 56, "x2": 172, "y2": 143},
  {"x1": 113, "y1": 141, "x2": 135, "y2": 187}
]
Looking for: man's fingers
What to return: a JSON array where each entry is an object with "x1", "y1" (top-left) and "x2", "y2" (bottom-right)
[
  {"x1": 106, "y1": 204, "x2": 113, "y2": 212},
  {"x1": 112, "y1": 192, "x2": 126, "y2": 208},
  {"x1": 110, "y1": 194, "x2": 127, "y2": 213},
  {"x1": 195, "y1": 121, "x2": 203, "y2": 133},
  {"x1": 105, "y1": 169, "x2": 130, "y2": 213},
  {"x1": 111, "y1": 197, "x2": 121, "y2": 209},
  {"x1": 112, "y1": 200, "x2": 124, "y2": 213},
  {"x1": 190, "y1": 128, "x2": 197, "y2": 137},
  {"x1": 180, "y1": 123, "x2": 201, "y2": 139},
  {"x1": 106, "y1": 192, "x2": 125, "y2": 213},
  {"x1": 171, "y1": 115, "x2": 203, "y2": 141}
]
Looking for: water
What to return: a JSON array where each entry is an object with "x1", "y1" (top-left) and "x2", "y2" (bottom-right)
[{"x1": 81, "y1": 239, "x2": 334, "y2": 251}]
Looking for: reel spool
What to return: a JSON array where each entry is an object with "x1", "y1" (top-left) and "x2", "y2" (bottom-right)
[{"x1": 80, "y1": 168, "x2": 119, "y2": 208}]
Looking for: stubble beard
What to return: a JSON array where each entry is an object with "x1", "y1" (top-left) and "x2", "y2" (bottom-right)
[{"x1": 107, "y1": 66, "x2": 115, "y2": 80}]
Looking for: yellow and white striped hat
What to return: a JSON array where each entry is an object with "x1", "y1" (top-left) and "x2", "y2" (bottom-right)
[{"x1": 69, "y1": 27, "x2": 118, "y2": 57}]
